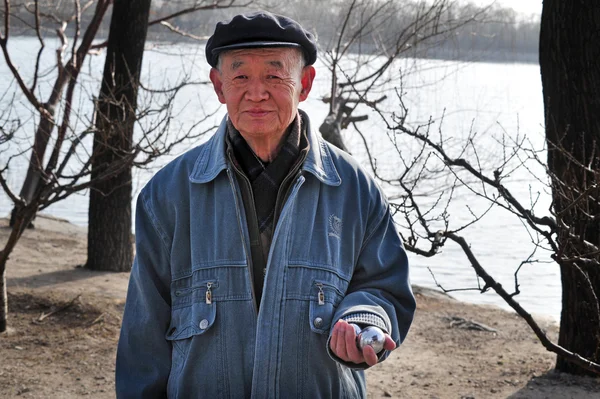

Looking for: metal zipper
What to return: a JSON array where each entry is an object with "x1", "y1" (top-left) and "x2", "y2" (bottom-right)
[
  {"x1": 205, "y1": 282, "x2": 213, "y2": 304},
  {"x1": 226, "y1": 167, "x2": 259, "y2": 315},
  {"x1": 264, "y1": 175, "x2": 306, "y2": 269},
  {"x1": 272, "y1": 167, "x2": 303, "y2": 242},
  {"x1": 316, "y1": 282, "x2": 325, "y2": 305}
]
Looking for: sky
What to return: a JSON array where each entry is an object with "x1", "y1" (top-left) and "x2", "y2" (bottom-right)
[{"x1": 470, "y1": 0, "x2": 543, "y2": 16}]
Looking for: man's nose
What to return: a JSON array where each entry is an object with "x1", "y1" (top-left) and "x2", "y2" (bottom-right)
[{"x1": 244, "y1": 79, "x2": 269, "y2": 102}]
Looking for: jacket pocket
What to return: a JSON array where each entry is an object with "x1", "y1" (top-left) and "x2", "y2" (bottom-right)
[
  {"x1": 165, "y1": 280, "x2": 221, "y2": 398},
  {"x1": 285, "y1": 264, "x2": 349, "y2": 334},
  {"x1": 166, "y1": 280, "x2": 218, "y2": 353}
]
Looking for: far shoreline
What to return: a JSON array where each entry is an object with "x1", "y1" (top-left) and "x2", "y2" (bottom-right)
[{"x1": 8, "y1": 33, "x2": 540, "y2": 65}]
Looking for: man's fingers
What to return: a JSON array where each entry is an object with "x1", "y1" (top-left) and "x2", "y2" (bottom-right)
[
  {"x1": 330, "y1": 322, "x2": 339, "y2": 353},
  {"x1": 361, "y1": 344, "x2": 378, "y2": 366},
  {"x1": 383, "y1": 335, "x2": 396, "y2": 351},
  {"x1": 334, "y1": 322, "x2": 349, "y2": 361},
  {"x1": 343, "y1": 323, "x2": 363, "y2": 363}
]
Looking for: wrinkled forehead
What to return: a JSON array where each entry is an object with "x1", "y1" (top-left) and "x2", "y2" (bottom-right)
[{"x1": 217, "y1": 47, "x2": 304, "y2": 71}]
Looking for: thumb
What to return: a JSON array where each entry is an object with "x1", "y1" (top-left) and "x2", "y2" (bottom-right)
[{"x1": 383, "y1": 335, "x2": 396, "y2": 351}]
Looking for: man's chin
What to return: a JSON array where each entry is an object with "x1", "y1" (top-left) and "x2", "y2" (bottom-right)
[{"x1": 237, "y1": 124, "x2": 280, "y2": 138}]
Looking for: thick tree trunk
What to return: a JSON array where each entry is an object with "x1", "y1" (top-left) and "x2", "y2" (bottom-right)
[
  {"x1": 539, "y1": 1, "x2": 600, "y2": 376},
  {"x1": 86, "y1": 0, "x2": 151, "y2": 272}
]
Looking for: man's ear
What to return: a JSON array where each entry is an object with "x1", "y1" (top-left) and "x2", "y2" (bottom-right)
[
  {"x1": 299, "y1": 65, "x2": 316, "y2": 102},
  {"x1": 209, "y1": 68, "x2": 226, "y2": 104}
]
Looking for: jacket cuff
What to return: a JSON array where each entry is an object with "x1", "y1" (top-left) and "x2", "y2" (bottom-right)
[{"x1": 341, "y1": 312, "x2": 389, "y2": 334}]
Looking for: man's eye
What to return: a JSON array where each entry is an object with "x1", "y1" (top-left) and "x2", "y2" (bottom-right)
[
  {"x1": 267, "y1": 75, "x2": 281, "y2": 80},
  {"x1": 234, "y1": 75, "x2": 247, "y2": 80}
]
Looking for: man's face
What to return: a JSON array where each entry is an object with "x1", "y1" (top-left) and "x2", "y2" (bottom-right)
[{"x1": 209, "y1": 47, "x2": 315, "y2": 145}]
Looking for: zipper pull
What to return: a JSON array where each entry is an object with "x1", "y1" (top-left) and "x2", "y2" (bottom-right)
[
  {"x1": 205, "y1": 282, "x2": 213, "y2": 305},
  {"x1": 316, "y1": 283, "x2": 325, "y2": 305}
]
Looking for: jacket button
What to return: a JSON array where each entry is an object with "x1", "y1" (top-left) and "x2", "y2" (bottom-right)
[
  {"x1": 314, "y1": 317, "x2": 323, "y2": 328},
  {"x1": 199, "y1": 319, "x2": 209, "y2": 329}
]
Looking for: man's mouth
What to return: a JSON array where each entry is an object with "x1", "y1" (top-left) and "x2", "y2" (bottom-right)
[{"x1": 245, "y1": 109, "x2": 271, "y2": 117}]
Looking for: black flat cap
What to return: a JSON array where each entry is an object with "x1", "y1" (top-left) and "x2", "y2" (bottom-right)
[{"x1": 205, "y1": 11, "x2": 317, "y2": 68}]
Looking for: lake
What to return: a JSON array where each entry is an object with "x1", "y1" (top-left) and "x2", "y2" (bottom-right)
[{"x1": 0, "y1": 38, "x2": 559, "y2": 321}]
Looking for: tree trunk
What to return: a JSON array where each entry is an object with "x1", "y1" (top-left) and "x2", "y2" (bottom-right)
[
  {"x1": 86, "y1": 0, "x2": 151, "y2": 272},
  {"x1": 319, "y1": 113, "x2": 350, "y2": 153},
  {"x1": 0, "y1": 268, "x2": 7, "y2": 333},
  {"x1": 319, "y1": 99, "x2": 350, "y2": 153},
  {"x1": 539, "y1": 1, "x2": 600, "y2": 376},
  {"x1": 0, "y1": 207, "x2": 37, "y2": 333},
  {"x1": 10, "y1": 66, "x2": 70, "y2": 229}
]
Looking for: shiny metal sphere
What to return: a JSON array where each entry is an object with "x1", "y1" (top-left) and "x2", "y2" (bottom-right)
[
  {"x1": 357, "y1": 326, "x2": 385, "y2": 353},
  {"x1": 349, "y1": 323, "x2": 362, "y2": 336}
]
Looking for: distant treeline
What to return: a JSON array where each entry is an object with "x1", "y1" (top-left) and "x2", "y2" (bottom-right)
[{"x1": 5, "y1": 0, "x2": 540, "y2": 63}]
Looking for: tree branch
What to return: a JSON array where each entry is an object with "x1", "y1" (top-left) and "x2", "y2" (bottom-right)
[
  {"x1": 0, "y1": 0, "x2": 46, "y2": 116},
  {"x1": 148, "y1": 0, "x2": 250, "y2": 27},
  {"x1": 446, "y1": 232, "x2": 600, "y2": 375},
  {"x1": 159, "y1": 21, "x2": 209, "y2": 41}
]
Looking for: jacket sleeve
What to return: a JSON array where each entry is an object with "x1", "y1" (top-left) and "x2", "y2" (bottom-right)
[
  {"x1": 327, "y1": 205, "x2": 416, "y2": 369},
  {"x1": 116, "y1": 192, "x2": 172, "y2": 398}
]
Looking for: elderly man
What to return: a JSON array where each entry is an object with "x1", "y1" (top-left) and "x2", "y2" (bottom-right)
[{"x1": 116, "y1": 11, "x2": 415, "y2": 398}]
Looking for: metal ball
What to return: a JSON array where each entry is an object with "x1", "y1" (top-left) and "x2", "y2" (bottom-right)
[
  {"x1": 349, "y1": 323, "x2": 362, "y2": 336},
  {"x1": 357, "y1": 326, "x2": 385, "y2": 353}
]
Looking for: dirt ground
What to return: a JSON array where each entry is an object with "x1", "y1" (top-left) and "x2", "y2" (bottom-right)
[{"x1": 1, "y1": 215, "x2": 599, "y2": 398}]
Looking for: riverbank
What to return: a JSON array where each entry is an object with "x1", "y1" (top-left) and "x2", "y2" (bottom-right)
[{"x1": 1, "y1": 215, "x2": 598, "y2": 398}]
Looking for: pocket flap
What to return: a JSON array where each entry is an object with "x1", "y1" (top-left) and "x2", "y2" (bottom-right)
[
  {"x1": 309, "y1": 280, "x2": 343, "y2": 334},
  {"x1": 165, "y1": 302, "x2": 216, "y2": 341}
]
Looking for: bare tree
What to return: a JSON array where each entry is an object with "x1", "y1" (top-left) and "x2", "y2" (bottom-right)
[
  {"x1": 367, "y1": 95, "x2": 600, "y2": 375},
  {"x1": 309, "y1": 0, "x2": 600, "y2": 376},
  {"x1": 7, "y1": 0, "x2": 107, "y2": 228},
  {"x1": 0, "y1": 0, "x2": 112, "y2": 333},
  {"x1": 0, "y1": 0, "x2": 217, "y2": 332},
  {"x1": 314, "y1": 0, "x2": 488, "y2": 152}
]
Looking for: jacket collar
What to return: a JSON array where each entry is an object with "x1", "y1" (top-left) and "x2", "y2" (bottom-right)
[{"x1": 189, "y1": 110, "x2": 341, "y2": 186}]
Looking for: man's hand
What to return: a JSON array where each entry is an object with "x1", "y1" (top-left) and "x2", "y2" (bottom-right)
[{"x1": 329, "y1": 319, "x2": 396, "y2": 367}]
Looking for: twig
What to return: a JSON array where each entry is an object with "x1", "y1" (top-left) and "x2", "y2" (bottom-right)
[
  {"x1": 428, "y1": 266, "x2": 482, "y2": 293},
  {"x1": 36, "y1": 294, "x2": 81, "y2": 322},
  {"x1": 86, "y1": 312, "x2": 105, "y2": 328}
]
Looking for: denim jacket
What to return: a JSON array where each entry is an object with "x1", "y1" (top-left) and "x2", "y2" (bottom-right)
[{"x1": 116, "y1": 113, "x2": 416, "y2": 398}]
